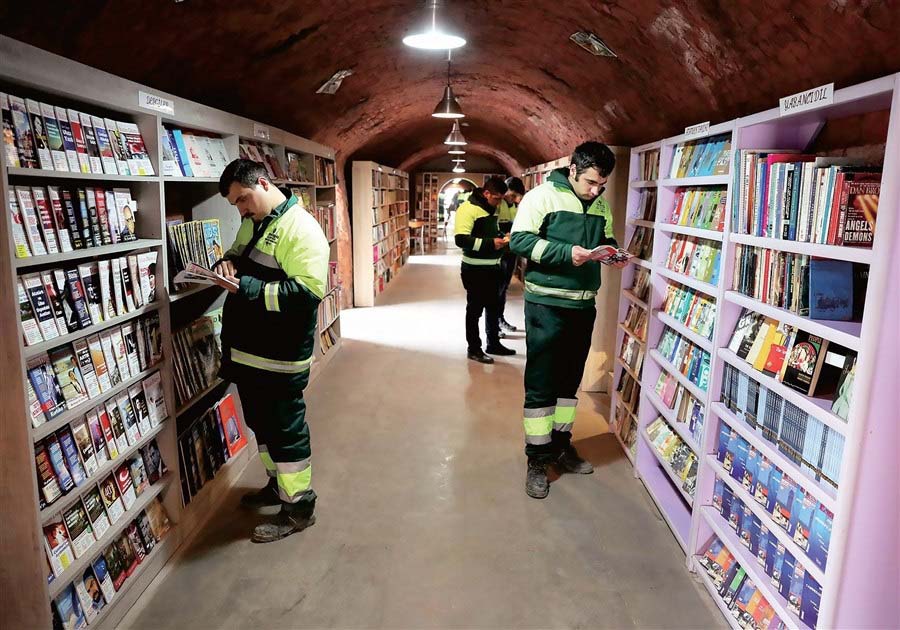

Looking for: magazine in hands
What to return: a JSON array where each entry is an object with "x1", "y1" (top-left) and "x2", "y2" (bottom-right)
[
  {"x1": 173, "y1": 262, "x2": 238, "y2": 290},
  {"x1": 590, "y1": 245, "x2": 634, "y2": 265}
]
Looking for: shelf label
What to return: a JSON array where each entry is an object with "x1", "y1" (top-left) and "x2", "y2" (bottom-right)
[
  {"x1": 780, "y1": 83, "x2": 834, "y2": 116},
  {"x1": 138, "y1": 91, "x2": 174, "y2": 116},
  {"x1": 684, "y1": 121, "x2": 710, "y2": 140},
  {"x1": 253, "y1": 123, "x2": 271, "y2": 141}
]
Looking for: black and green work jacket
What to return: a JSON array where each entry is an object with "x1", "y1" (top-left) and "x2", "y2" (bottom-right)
[
  {"x1": 219, "y1": 194, "x2": 329, "y2": 389},
  {"x1": 510, "y1": 168, "x2": 617, "y2": 309},
  {"x1": 454, "y1": 188, "x2": 503, "y2": 269}
]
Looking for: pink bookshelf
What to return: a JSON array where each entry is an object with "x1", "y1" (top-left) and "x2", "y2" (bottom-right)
[{"x1": 612, "y1": 75, "x2": 900, "y2": 628}]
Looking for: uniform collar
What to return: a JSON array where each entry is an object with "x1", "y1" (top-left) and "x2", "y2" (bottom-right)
[{"x1": 268, "y1": 193, "x2": 299, "y2": 220}]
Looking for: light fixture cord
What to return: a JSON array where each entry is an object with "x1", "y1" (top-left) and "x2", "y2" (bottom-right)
[{"x1": 447, "y1": 49, "x2": 452, "y2": 87}]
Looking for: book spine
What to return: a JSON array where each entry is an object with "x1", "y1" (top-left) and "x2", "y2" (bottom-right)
[
  {"x1": 15, "y1": 187, "x2": 49, "y2": 256},
  {"x1": 79, "y1": 112, "x2": 104, "y2": 174},
  {"x1": 44, "y1": 186, "x2": 74, "y2": 252},
  {"x1": 59, "y1": 188, "x2": 85, "y2": 250},
  {"x1": 65, "y1": 267, "x2": 94, "y2": 329},
  {"x1": 54, "y1": 106, "x2": 81, "y2": 172},
  {"x1": 93, "y1": 188, "x2": 113, "y2": 245},
  {"x1": 40, "y1": 101, "x2": 69, "y2": 172},
  {"x1": 30, "y1": 187, "x2": 60, "y2": 254},
  {"x1": 18, "y1": 278, "x2": 44, "y2": 345},
  {"x1": 25, "y1": 98, "x2": 54, "y2": 170},
  {"x1": 6, "y1": 189, "x2": 32, "y2": 258},
  {"x1": 82, "y1": 187, "x2": 103, "y2": 247}
]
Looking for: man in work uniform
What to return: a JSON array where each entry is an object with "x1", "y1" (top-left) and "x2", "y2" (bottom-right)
[
  {"x1": 510, "y1": 142, "x2": 627, "y2": 498},
  {"x1": 454, "y1": 177, "x2": 516, "y2": 364},
  {"x1": 496, "y1": 176, "x2": 526, "y2": 335},
  {"x1": 214, "y1": 159, "x2": 329, "y2": 542}
]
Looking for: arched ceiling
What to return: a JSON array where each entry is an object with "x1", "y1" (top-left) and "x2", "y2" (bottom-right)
[{"x1": 2, "y1": 1, "x2": 899, "y2": 172}]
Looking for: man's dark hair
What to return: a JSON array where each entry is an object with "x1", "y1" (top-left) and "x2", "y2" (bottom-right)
[
  {"x1": 218, "y1": 158, "x2": 270, "y2": 197},
  {"x1": 483, "y1": 176, "x2": 508, "y2": 195},
  {"x1": 504, "y1": 176, "x2": 526, "y2": 195},
  {"x1": 571, "y1": 141, "x2": 616, "y2": 178}
]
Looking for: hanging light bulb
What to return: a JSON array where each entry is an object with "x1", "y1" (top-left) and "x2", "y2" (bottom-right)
[
  {"x1": 444, "y1": 120, "x2": 467, "y2": 146},
  {"x1": 452, "y1": 165, "x2": 465, "y2": 173},
  {"x1": 403, "y1": 1, "x2": 466, "y2": 50},
  {"x1": 448, "y1": 148, "x2": 465, "y2": 155},
  {"x1": 431, "y1": 51, "x2": 464, "y2": 118}
]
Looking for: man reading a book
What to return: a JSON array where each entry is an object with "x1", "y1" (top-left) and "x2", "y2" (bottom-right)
[
  {"x1": 510, "y1": 142, "x2": 628, "y2": 498},
  {"x1": 215, "y1": 159, "x2": 329, "y2": 543}
]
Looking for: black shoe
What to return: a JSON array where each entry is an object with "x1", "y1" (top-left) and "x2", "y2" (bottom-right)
[
  {"x1": 240, "y1": 478, "x2": 281, "y2": 509},
  {"x1": 500, "y1": 319, "x2": 518, "y2": 332},
  {"x1": 498, "y1": 330, "x2": 507, "y2": 339},
  {"x1": 557, "y1": 446, "x2": 594, "y2": 474},
  {"x1": 485, "y1": 343, "x2": 516, "y2": 356},
  {"x1": 467, "y1": 349, "x2": 494, "y2": 364},
  {"x1": 251, "y1": 505, "x2": 316, "y2": 543},
  {"x1": 526, "y1": 460, "x2": 549, "y2": 499}
]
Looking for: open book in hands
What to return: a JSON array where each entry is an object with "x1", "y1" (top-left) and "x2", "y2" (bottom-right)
[
  {"x1": 173, "y1": 262, "x2": 239, "y2": 291},
  {"x1": 589, "y1": 245, "x2": 634, "y2": 265}
]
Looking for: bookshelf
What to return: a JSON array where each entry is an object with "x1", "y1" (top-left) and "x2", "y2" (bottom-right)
[
  {"x1": 0, "y1": 35, "x2": 341, "y2": 628},
  {"x1": 611, "y1": 75, "x2": 900, "y2": 629},
  {"x1": 351, "y1": 161, "x2": 410, "y2": 307},
  {"x1": 415, "y1": 172, "x2": 439, "y2": 248}
]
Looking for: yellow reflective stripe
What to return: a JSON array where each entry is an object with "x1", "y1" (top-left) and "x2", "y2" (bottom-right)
[
  {"x1": 277, "y1": 463, "x2": 312, "y2": 502},
  {"x1": 264, "y1": 282, "x2": 280, "y2": 312},
  {"x1": 474, "y1": 238, "x2": 483, "y2": 250},
  {"x1": 258, "y1": 450, "x2": 277, "y2": 475},
  {"x1": 523, "y1": 415, "x2": 554, "y2": 437},
  {"x1": 531, "y1": 239, "x2": 549, "y2": 263},
  {"x1": 461, "y1": 255, "x2": 501, "y2": 266},
  {"x1": 555, "y1": 398, "x2": 577, "y2": 424},
  {"x1": 525, "y1": 280, "x2": 597, "y2": 301},
  {"x1": 230, "y1": 348, "x2": 313, "y2": 373}
]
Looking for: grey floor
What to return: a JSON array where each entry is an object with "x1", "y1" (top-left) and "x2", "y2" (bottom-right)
[{"x1": 122, "y1": 248, "x2": 723, "y2": 629}]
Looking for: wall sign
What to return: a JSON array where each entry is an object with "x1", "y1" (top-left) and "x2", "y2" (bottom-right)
[
  {"x1": 138, "y1": 91, "x2": 174, "y2": 116},
  {"x1": 780, "y1": 83, "x2": 834, "y2": 116},
  {"x1": 684, "y1": 121, "x2": 710, "y2": 140},
  {"x1": 252, "y1": 123, "x2": 271, "y2": 141}
]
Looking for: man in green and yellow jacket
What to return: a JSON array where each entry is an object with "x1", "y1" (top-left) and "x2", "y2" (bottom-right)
[
  {"x1": 496, "y1": 176, "x2": 526, "y2": 333},
  {"x1": 510, "y1": 142, "x2": 627, "y2": 499},
  {"x1": 215, "y1": 159, "x2": 329, "y2": 541},
  {"x1": 454, "y1": 177, "x2": 516, "y2": 363}
]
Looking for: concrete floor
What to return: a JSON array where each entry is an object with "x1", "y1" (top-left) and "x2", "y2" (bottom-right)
[{"x1": 121, "y1": 248, "x2": 723, "y2": 629}]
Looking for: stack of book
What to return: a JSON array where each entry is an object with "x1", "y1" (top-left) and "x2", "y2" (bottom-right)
[
  {"x1": 238, "y1": 141, "x2": 284, "y2": 180},
  {"x1": 626, "y1": 225, "x2": 654, "y2": 260},
  {"x1": 50, "y1": 496, "x2": 171, "y2": 628},
  {"x1": 630, "y1": 268, "x2": 651, "y2": 302},
  {"x1": 617, "y1": 370, "x2": 641, "y2": 413},
  {"x1": 615, "y1": 406, "x2": 638, "y2": 455},
  {"x1": 178, "y1": 393, "x2": 247, "y2": 505},
  {"x1": 646, "y1": 417, "x2": 698, "y2": 497},
  {"x1": 665, "y1": 235, "x2": 721, "y2": 284},
  {"x1": 327, "y1": 261, "x2": 339, "y2": 294},
  {"x1": 732, "y1": 152, "x2": 881, "y2": 247},
  {"x1": 668, "y1": 187, "x2": 727, "y2": 231},
  {"x1": 8, "y1": 186, "x2": 140, "y2": 259},
  {"x1": 636, "y1": 189, "x2": 657, "y2": 221},
  {"x1": 622, "y1": 303, "x2": 648, "y2": 340},
  {"x1": 287, "y1": 185, "x2": 313, "y2": 209},
  {"x1": 638, "y1": 149, "x2": 660, "y2": 181},
  {"x1": 722, "y1": 362, "x2": 846, "y2": 487},
  {"x1": 658, "y1": 326, "x2": 711, "y2": 391},
  {"x1": 318, "y1": 290, "x2": 340, "y2": 331},
  {"x1": 172, "y1": 310, "x2": 222, "y2": 409},
  {"x1": 161, "y1": 128, "x2": 230, "y2": 178},
  {"x1": 668, "y1": 134, "x2": 731, "y2": 178},
  {"x1": 285, "y1": 151, "x2": 312, "y2": 182},
  {"x1": 619, "y1": 332, "x2": 645, "y2": 374},
  {"x1": 315, "y1": 156, "x2": 335, "y2": 186},
  {"x1": 661, "y1": 283, "x2": 717, "y2": 340},
  {"x1": 165, "y1": 217, "x2": 222, "y2": 291},
  {"x1": 310, "y1": 203, "x2": 336, "y2": 241},
  {"x1": 1, "y1": 92, "x2": 155, "y2": 176}
]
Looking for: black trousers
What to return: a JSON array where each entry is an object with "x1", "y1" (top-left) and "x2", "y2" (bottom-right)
[
  {"x1": 461, "y1": 265, "x2": 501, "y2": 352},
  {"x1": 523, "y1": 301, "x2": 596, "y2": 462},
  {"x1": 498, "y1": 252, "x2": 517, "y2": 321}
]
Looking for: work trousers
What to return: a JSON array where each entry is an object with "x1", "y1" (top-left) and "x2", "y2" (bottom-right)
[
  {"x1": 498, "y1": 252, "x2": 517, "y2": 321},
  {"x1": 460, "y1": 264, "x2": 501, "y2": 352},
  {"x1": 522, "y1": 301, "x2": 596, "y2": 462},
  {"x1": 237, "y1": 372, "x2": 316, "y2": 513}
]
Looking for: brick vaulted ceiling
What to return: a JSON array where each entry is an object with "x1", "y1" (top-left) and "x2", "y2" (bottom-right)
[{"x1": 2, "y1": 1, "x2": 900, "y2": 174}]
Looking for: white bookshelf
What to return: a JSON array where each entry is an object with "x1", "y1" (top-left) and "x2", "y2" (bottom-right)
[
  {"x1": 0, "y1": 35, "x2": 341, "y2": 628},
  {"x1": 351, "y1": 161, "x2": 410, "y2": 307}
]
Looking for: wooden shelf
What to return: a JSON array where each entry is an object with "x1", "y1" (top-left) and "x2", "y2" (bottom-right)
[
  {"x1": 628, "y1": 257, "x2": 653, "y2": 270},
  {"x1": 640, "y1": 428, "x2": 695, "y2": 507},
  {"x1": 274, "y1": 179, "x2": 316, "y2": 186},
  {"x1": 613, "y1": 428, "x2": 636, "y2": 466},
  {"x1": 7, "y1": 166, "x2": 159, "y2": 183},
  {"x1": 649, "y1": 349, "x2": 708, "y2": 403},
  {"x1": 629, "y1": 180, "x2": 658, "y2": 188},
  {"x1": 654, "y1": 266, "x2": 719, "y2": 299},
  {"x1": 628, "y1": 219, "x2": 656, "y2": 229},
  {"x1": 24, "y1": 302, "x2": 161, "y2": 360},
  {"x1": 729, "y1": 233, "x2": 875, "y2": 265},
  {"x1": 657, "y1": 223, "x2": 725, "y2": 241},
  {"x1": 644, "y1": 389, "x2": 701, "y2": 454},
  {"x1": 622, "y1": 289, "x2": 650, "y2": 310},
  {"x1": 617, "y1": 322, "x2": 646, "y2": 345},
  {"x1": 615, "y1": 357, "x2": 642, "y2": 382},
  {"x1": 660, "y1": 174, "x2": 731, "y2": 187},
  {"x1": 169, "y1": 284, "x2": 223, "y2": 303},
  {"x1": 655, "y1": 310, "x2": 714, "y2": 354},
  {"x1": 175, "y1": 378, "x2": 226, "y2": 417},
  {"x1": 14, "y1": 239, "x2": 164, "y2": 270},
  {"x1": 163, "y1": 176, "x2": 220, "y2": 183}
]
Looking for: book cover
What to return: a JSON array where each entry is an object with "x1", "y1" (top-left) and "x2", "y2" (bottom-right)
[
  {"x1": 126, "y1": 522, "x2": 147, "y2": 563},
  {"x1": 170, "y1": 128, "x2": 194, "y2": 177},
  {"x1": 98, "y1": 330, "x2": 123, "y2": 387},
  {"x1": 119, "y1": 256, "x2": 137, "y2": 312},
  {"x1": 142, "y1": 372, "x2": 167, "y2": 426},
  {"x1": 95, "y1": 261, "x2": 114, "y2": 323},
  {"x1": 808, "y1": 258, "x2": 852, "y2": 321},
  {"x1": 129, "y1": 453, "x2": 150, "y2": 497},
  {"x1": 0, "y1": 92, "x2": 21, "y2": 167},
  {"x1": 49, "y1": 344, "x2": 89, "y2": 408},
  {"x1": 53, "y1": 583, "x2": 88, "y2": 629},
  {"x1": 78, "y1": 566, "x2": 106, "y2": 621},
  {"x1": 103, "y1": 118, "x2": 131, "y2": 175},
  {"x1": 15, "y1": 186, "x2": 49, "y2": 256},
  {"x1": 44, "y1": 519, "x2": 75, "y2": 577},
  {"x1": 85, "y1": 408, "x2": 110, "y2": 466},
  {"x1": 78, "y1": 187, "x2": 102, "y2": 247},
  {"x1": 129, "y1": 383, "x2": 153, "y2": 435},
  {"x1": 65, "y1": 108, "x2": 91, "y2": 173},
  {"x1": 102, "y1": 539, "x2": 127, "y2": 591},
  {"x1": 34, "y1": 441, "x2": 63, "y2": 504},
  {"x1": 106, "y1": 398, "x2": 130, "y2": 455},
  {"x1": 781, "y1": 331, "x2": 828, "y2": 396},
  {"x1": 110, "y1": 258, "x2": 126, "y2": 316},
  {"x1": 45, "y1": 186, "x2": 74, "y2": 252},
  {"x1": 77, "y1": 262, "x2": 104, "y2": 325},
  {"x1": 8, "y1": 94, "x2": 38, "y2": 168},
  {"x1": 137, "y1": 251, "x2": 158, "y2": 304},
  {"x1": 198, "y1": 135, "x2": 222, "y2": 174},
  {"x1": 27, "y1": 355, "x2": 67, "y2": 421},
  {"x1": 145, "y1": 496, "x2": 171, "y2": 541},
  {"x1": 63, "y1": 502, "x2": 95, "y2": 558},
  {"x1": 122, "y1": 322, "x2": 142, "y2": 376},
  {"x1": 72, "y1": 337, "x2": 101, "y2": 400},
  {"x1": 841, "y1": 177, "x2": 879, "y2": 247},
  {"x1": 77, "y1": 112, "x2": 103, "y2": 174},
  {"x1": 25, "y1": 98, "x2": 54, "y2": 170},
  {"x1": 40, "y1": 101, "x2": 69, "y2": 172},
  {"x1": 57, "y1": 426, "x2": 88, "y2": 486},
  {"x1": 22, "y1": 272, "x2": 61, "y2": 341},
  {"x1": 772, "y1": 473, "x2": 796, "y2": 531},
  {"x1": 160, "y1": 128, "x2": 181, "y2": 177},
  {"x1": 789, "y1": 490, "x2": 816, "y2": 551},
  {"x1": 127, "y1": 254, "x2": 143, "y2": 308},
  {"x1": 51, "y1": 106, "x2": 81, "y2": 172},
  {"x1": 6, "y1": 189, "x2": 32, "y2": 258},
  {"x1": 58, "y1": 188, "x2": 85, "y2": 250},
  {"x1": 90, "y1": 115, "x2": 119, "y2": 175},
  {"x1": 116, "y1": 391, "x2": 141, "y2": 446},
  {"x1": 114, "y1": 464, "x2": 137, "y2": 509},
  {"x1": 91, "y1": 555, "x2": 116, "y2": 603},
  {"x1": 182, "y1": 132, "x2": 211, "y2": 177},
  {"x1": 105, "y1": 189, "x2": 120, "y2": 243},
  {"x1": 70, "y1": 417, "x2": 99, "y2": 477},
  {"x1": 94, "y1": 405, "x2": 120, "y2": 460},
  {"x1": 116, "y1": 120, "x2": 155, "y2": 175},
  {"x1": 29, "y1": 185, "x2": 61, "y2": 253},
  {"x1": 112, "y1": 327, "x2": 132, "y2": 381},
  {"x1": 807, "y1": 504, "x2": 833, "y2": 572},
  {"x1": 831, "y1": 356, "x2": 856, "y2": 421},
  {"x1": 137, "y1": 511, "x2": 157, "y2": 554},
  {"x1": 112, "y1": 189, "x2": 137, "y2": 242},
  {"x1": 116, "y1": 532, "x2": 139, "y2": 577},
  {"x1": 92, "y1": 188, "x2": 112, "y2": 245}
]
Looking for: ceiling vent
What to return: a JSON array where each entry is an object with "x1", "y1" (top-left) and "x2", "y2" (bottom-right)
[
  {"x1": 569, "y1": 31, "x2": 616, "y2": 58},
  {"x1": 316, "y1": 70, "x2": 353, "y2": 95}
]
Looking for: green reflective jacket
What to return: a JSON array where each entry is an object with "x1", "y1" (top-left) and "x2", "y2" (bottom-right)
[
  {"x1": 454, "y1": 189, "x2": 502, "y2": 268},
  {"x1": 219, "y1": 194, "x2": 330, "y2": 388},
  {"x1": 497, "y1": 199, "x2": 518, "y2": 234},
  {"x1": 510, "y1": 168, "x2": 617, "y2": 309}
]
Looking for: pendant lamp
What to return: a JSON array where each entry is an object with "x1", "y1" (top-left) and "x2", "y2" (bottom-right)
[
  {"x1": 403, "y1": 1, "x2": 466, "y2": 50},
  {"x1": 432, "y1": 51, "x2": 464, "y2": 118},
  {"x1": 448, "y1": 148, "x2": 465, "y2": 155},
  {"x1": 444, "y1": 120, "x2": 467, "y2": 146}
]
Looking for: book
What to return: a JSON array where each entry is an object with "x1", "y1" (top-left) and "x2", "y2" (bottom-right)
[
  {"x1": 77, "y1": 263, "x2": 103, "y2": 326},
  {"x1": 182, "y1": 132, "x2": 211, "y2": 177},
  {"x1": 44, "y1": 519, "x2": 75, "y2": 577},
  {"x1": 92, "y1": 555, "x2": 117, "y2": 603},
  {"x1": 99, "y1": 330, "x2": 123, "y2": 387},
  {"x1": 116, "y1": 531, "x2": 139, "y2": 577},
  {"x1": 126, "y1": 522, "x2": 147, "y2": 563},
  {"x1": 38, "y1": 101, "x2": 68, "y2": 172},
  {"x1": 127, "y1": 254, "x2": 143, "y2": 308},
  {"x1": 53, "y1": 583, "x2": 88, "y2": 630},
  {"x1": 0, "y1": 92, "x2": 21, "y2": 167},
  {"x1": 129, "y1": 454, "x2": 149, "y2": 496},
  {"x1": 52, "y1": 106, "x2": 81, "y2": 172},
  {"x1": 25, "y1": 98, "x2": 54, "y2": 170},
  {"x1": 85, "y1": 408, "x2": 110, "y2": 467},
  {"x1": 29, "y1": 186, "x2": 61, "y2": 254},
  {"x1": 77, "y1": 112, "x2": 103, "y2": 174},
  {"x1": 22, "y1": 272, "x2": 61, "y2": 341},
  {"x1": 216, "y1": 393, "x2": 248, "y2": 457},
  {"x1": 112, "y1": 188, "x2": 137, "y2": 242},
  {"x1": 106, "y1": 398, "x2": 130, "y2": 454},
  {"x1": 129, "y1": 383, "x2": 153, "y2": 435},
  {"x1": 102, "y1": 539, "x2": 127, "y2": 591},
  {"x1": 78, "y1": 566, "x2": 106, "y2": 621},
  {"x1": 170, "y1": 129, "x2": 194, "y2": 177},
  {"x1": 6, "y1": 188, "x2": 32, "y2": 258},
  {"x1": 160, "y1": 129, "x2": 181, "y2": 176},
  {"x1": 105, "y1": 189, "x2": 121, "y2": 244},
  {"x1": 49, "y1": 344, "x2": 90, "y2": 408},
  {"x1": 70, "y1": 417, "x2": 99, "y2": 477},
  {"x1": 44, "y1": 186, "x2": 74, "y2": 252},
  {"x1": 808, "y1": 258, "x2": 853, "y2": 321},
  {"x1": 15, "y1": 186, "x2": 49, "y2": 256},
  {"x1": 34, "y1": 441, "x2": 63, "y2": 504},
  {"x1": 56, "y1": 188, "x2": 84, "y2": 250},
  {"x1": 96, "y1": 260, "x2": 115, "y2": 321},
  {"x1": 142, "y1": 372, "x2": 167, "y2": 426},
  {"x1": 27, "y1": 355, "x2": 67, "y2": 421},
  {"x1": 137, "y1": 251, "x2": 159, "y2": 303},
  {"x1": 92, "y1": 187, "x2": 113, "y2": 245},
  {"x1": 58, "y1": 426, "x2": 88, "y2": 486},
  {"x1": 144, "y1": 496, "x2": 171, "y2": 541},
  {"x1": 140, "y1": 439, "x2": 167, "y2": 484},
  {"x1": 117, "y1": 391, "x2": 142, "y2": 445},
  {"x1": 78, "y1": 188, "x2": 102, "y2": 247},
  {"x1": 122, "y1": 322, "x2": 142, "y2": 376},
  {"x1": 116, "y1": 120, "x2": 155, "y2": 175},
  {"x1": 115, "y1": 463, "x2": 138, "y2": 510},
  {"x1": 111, "y1": 258, "x2": 126, "y2": 316},
  {"x1": 63, "y1": 108, "x2": 90, "y2": 173},
  {"x1": 112, "y1": 326, "x2": 132, "y2": 381},
  {"x1": 63, "y1": 502, "x2": 95, "y2": 558},
  {"x1": 8, "y1": 94, "x2": 38, "y2": 168},
  {"x1": 136, "y1": 511, "x2": 157, "y2": 554},
  {"x1": 782, "y1": 331, "x2": 828, "y2": 396},
  {"x1": 104, "y1": 118, "x2": 131, "y2": 175},
  {"x1": 90, "y1": 115, "x2": 119, "y2": 175},
  {"x1": 120, "y1": 256, "x2": 137, "y2": 312}
]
